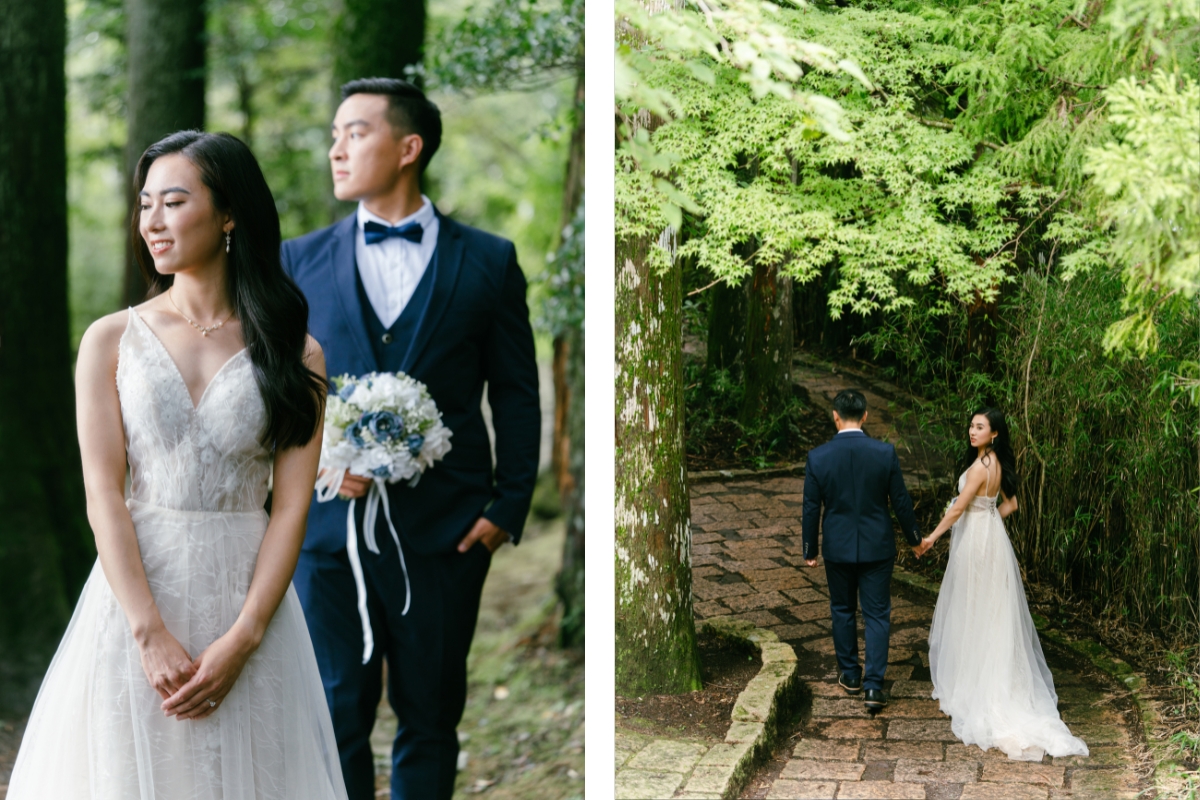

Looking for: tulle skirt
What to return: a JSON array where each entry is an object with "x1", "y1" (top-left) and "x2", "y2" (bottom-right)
[
  {"x1": 7, "y1": 500, "x2": 348, "y2": 799},
  {"x1": 928, "y1": 504, "x2": 1088, "y2": 761}
]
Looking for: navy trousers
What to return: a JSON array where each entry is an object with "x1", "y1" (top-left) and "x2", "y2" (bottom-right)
[
  {"x1": 824, "y1": 558, "x2": 894, "y2": 691},
  {"x1": 293, "y1": 513, "x2": 492, "y2": 800}
]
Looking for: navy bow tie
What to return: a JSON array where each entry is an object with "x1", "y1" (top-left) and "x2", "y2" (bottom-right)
[{"x1": 363, "y1": 220, "x2": 424, "y2": 245}]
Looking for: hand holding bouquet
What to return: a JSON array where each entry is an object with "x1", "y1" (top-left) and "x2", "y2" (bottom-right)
[
  {"x1": 314, "y1": 371, "x2": 453, "y2": 653},
  {"x1": 316, "y1": 371, "x2": 452, "y2": 496}
]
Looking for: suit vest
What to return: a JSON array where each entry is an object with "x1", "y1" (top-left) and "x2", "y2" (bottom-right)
[{"x1": 355, "y1": 248, "x2": 439, "y2": 372}]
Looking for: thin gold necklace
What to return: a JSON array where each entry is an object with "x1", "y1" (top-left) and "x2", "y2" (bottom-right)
[{"x1": 168, "y1": 288, "x2": 232, "y2": 337}]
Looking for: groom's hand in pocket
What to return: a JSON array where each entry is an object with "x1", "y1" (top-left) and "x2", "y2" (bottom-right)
[{"x1": 457, "y1": 517, "x2": 511, "y2": 554}]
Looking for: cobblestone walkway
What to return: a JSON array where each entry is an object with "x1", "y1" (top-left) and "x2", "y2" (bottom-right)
[
  {"x1": 615, "y1": 731, "x2": 756, "y2": 799},
  {"x1": 689, "y1": 478, "x2": 1147, "y2": 799}
]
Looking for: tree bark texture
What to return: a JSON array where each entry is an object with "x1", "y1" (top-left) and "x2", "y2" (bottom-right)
[
  {"x1": 739, "y1": 260, "x2": 793, "y2": 427},
  {"x1": 551, "y1": 67, "x2": 586, "y2": 494},
  {"x1": 553, "y1": 64, "x2": 586, "y2": 647},
  {"x1": 706, "y1": 279, "x2": 745, "y2": 373},
  {"x1": 615, "y1": 235, "x2": 702, "y2": 696},
  {"x1": 0, "y1": 0, "x2": 93, "y2": 714},
  {"x1": 333, "y1": 0, "x2": 425, "y2": 88},
  {"x1": 555, "y1": 325, "x2": 585, "y2": 647},
  {"x1": 124, "y1": 0, "x2": 207, "y2": 305}
]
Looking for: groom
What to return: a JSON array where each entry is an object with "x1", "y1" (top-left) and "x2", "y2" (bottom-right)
[
  {"x1": 281, "y1": 78, "x2": 541, "y2": 799},
  {"x1": 802, "y1": 390, "x2": 921, "y2": 711}
]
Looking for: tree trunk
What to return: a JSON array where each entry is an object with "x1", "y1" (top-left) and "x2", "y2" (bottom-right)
[
  {"x1": 615, "y1": 234, "x2": 702, "y2": 696},
  {"x1": 706, "y1": 279, "x2": 745, "y2": 373},
  {"x1": 333, "y1": 0, "x2": 425, "y2": 87},
  {"x1": 551, "y1": 69, "x2": 586, "y2": 493},
  {"x1": 0, "y1": 0, "x2": 93, "y2": 714},
  {"x1": 740, "y1": 259, "x2": 793, "y2": 427},
  {"x1": 555, "y1": 324, "x2": 585, "y2": 647},
  {"x1": 123, "y1": 0, "x2": 207, "y2": 306},
  {"x1": 553, "y1": 64, "x2": 586, "y2": 648}
]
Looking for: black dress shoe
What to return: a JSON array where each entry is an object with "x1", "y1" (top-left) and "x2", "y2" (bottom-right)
[
  {"x1": 838, "y1": 672, "x2": 862, "y2": 694},
  {"x1": 864, "y1": 688, "x2": 887, "y2": 710}
]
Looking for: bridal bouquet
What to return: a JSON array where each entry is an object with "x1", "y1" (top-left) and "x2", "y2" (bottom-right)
[
  {"x1": 317, "y1": 371, "x2": 453, "y2": 493},
  {"x1": 315, "y1": 371, "x2": 452, "y2": 656}
]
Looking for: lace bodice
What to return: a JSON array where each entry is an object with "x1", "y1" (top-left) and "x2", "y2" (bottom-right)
[
  {"x1": 957, "y1": 469, "x2": 1000, "y2": 513},
  {"x1": 117, "y1": 308, "x2": 270, "y2": 512}
]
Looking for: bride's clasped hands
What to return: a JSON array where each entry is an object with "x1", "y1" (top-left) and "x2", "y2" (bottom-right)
[{"x1": 157, "y1": 618, "x2": 260, "y2": 721}]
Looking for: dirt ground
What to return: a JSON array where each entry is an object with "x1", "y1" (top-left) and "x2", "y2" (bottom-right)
[
  {"x1": 616, "y1": 631, "x2": 765, "y2": 743},
  {"x1": 370, "y1": 515, "x2": 585, "y2": 800}
]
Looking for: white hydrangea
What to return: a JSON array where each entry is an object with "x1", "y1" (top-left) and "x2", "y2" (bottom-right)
[{"x1": 320, "y1": 371, "x2": 453, "y2": 485}]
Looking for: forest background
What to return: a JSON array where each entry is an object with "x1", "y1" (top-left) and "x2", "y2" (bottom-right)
[
  {"x1": 615, "y1": 0, "x2": 1199, "y2": 790},
  {"x1": 1, "y1": 0, "x2": 584, "y2": 796}
]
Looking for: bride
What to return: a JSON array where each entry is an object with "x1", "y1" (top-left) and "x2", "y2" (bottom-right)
[
  {"x1": 8, "y1": 131, "x2": 348, "y2": 798},
  {"x1": 915, "y1": 408, "x2": 1088, "y2": 762}
]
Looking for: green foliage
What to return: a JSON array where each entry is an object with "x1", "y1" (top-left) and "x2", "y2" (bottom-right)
[
  {"x1": 1083, "y1": 70, "x2": 1200, "y2": 356},
  {"x1": 416, "y1": 0, "x2": 582, "y2": 93},
  {"x1": 623, "y1": 5, "x2": 1044, "y2": 315},
  {"x1": 207, "y1": 0, "x2": 338, "y2": 240},
  {"x1": 684, "y1": 363, "x2": 812, "y2": 468},
  {"x1": 616, "y1": 0, "x2": 868, "y2": 238}
]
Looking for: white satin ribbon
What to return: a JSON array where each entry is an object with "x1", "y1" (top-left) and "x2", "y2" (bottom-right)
[{"x1": 315, "y1": 469, "x2": 412, "y2": 664}]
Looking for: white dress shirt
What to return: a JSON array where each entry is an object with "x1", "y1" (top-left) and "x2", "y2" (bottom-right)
[{"x1": 355, "y1": 196, "x2": 439, "y2": 328}]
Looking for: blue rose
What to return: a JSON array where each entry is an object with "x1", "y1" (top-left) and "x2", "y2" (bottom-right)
[
  {"x1": 406, "y1": 433, "x2": 425, "y2": 456},
  {"x1": 346, "y1": 421, "x2": 367, "y2": 448},
  {"x1": 363, "y1": 411, "x2": 405, "y2": 442},
  {"x1": 371, "y1": 465, "x2": 392, "y2": 478}
]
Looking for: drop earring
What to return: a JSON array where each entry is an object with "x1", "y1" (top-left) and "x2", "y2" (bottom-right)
[{"x1": 225, "y1": 231, "x2": 232, "y2": 253}]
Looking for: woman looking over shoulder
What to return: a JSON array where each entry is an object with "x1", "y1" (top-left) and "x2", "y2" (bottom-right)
[
  {"x1": 8, "y1": 130, "x2": 347, "y2": 799},
  {"x1": 916, "y1": 408, "x2": 1087, "y2": 762}
]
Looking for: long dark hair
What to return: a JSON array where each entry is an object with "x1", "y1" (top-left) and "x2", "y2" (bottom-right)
[
  {"x1": 957, "y1": 407, "x2": 1019, "y2": 498},
  {"x1": 131, "y1": 130, "x2": 326, "y2": 450}
]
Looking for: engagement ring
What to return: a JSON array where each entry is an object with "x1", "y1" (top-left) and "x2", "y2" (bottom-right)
[{"x1": 208, "y1": 699, "x2": 216, "y2": 708}]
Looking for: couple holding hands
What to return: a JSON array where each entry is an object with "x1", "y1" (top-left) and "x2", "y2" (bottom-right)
[{"x1": 802, "y1": 389, "x2": 1088, "y2": 761}]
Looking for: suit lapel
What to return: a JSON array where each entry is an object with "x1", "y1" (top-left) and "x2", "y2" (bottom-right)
[
  {"x1": 328, "y1": 213, "x2": 378, "y2": 372},
  {"x1": 401, "y1": 210, "x2": 463, "y2": 373}
]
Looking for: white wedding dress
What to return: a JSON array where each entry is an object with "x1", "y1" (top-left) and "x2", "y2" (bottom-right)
[
  {"x1": 8, "y1": 309, "x2": 348, "y2": 799},
  {"x1": 928, "y1": 464, "x2": 1088, "y2": 761}
]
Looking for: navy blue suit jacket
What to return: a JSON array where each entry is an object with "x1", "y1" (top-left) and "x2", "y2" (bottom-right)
[
  {"x1": 801, "y1": 430, "x2": 920, "y2": 563},
  {"x1": 282, "y1": 210, "x2": 541, "y2": 555}
]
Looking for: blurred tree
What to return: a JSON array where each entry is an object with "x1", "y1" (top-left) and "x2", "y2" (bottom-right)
[
  {"x1": 0, "y1": 0, "x2": 94, "y2": 714},
  {"x1": 333, "y1": 0, "x2": 424, "y2": 89},
  {"x1": 206, "y1": 0, "x2": 336, "y2": 240},
  {"x1": 123, "y1": 0, "x2": 207, "y2": 304},
  {"x1": 420, "y1": 0, "x2": 585, "y2": 645}
]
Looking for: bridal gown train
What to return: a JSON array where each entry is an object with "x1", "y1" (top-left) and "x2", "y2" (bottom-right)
[
  {"x1": 8, "y1": 308, "x2": 348, "y2": 799},
  {"x1": 928, "y1": 468, "x2": 1089, "y2": 762}
]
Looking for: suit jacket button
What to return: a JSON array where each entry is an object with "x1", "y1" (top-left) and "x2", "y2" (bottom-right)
[{"x1": 382, "y1": 332, "x2": 394, "y2": 344}]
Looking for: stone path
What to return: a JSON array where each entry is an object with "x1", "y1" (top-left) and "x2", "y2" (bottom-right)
[
  {"x1": 615, "y1": 729, "x2": 755, "y2": 800},
  {"x1": 688, "y1": 478, "x2": 1146, "y2": 799},
  {"x1": 615, "y1": 623, "x2": 799, "y2": 800}
]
